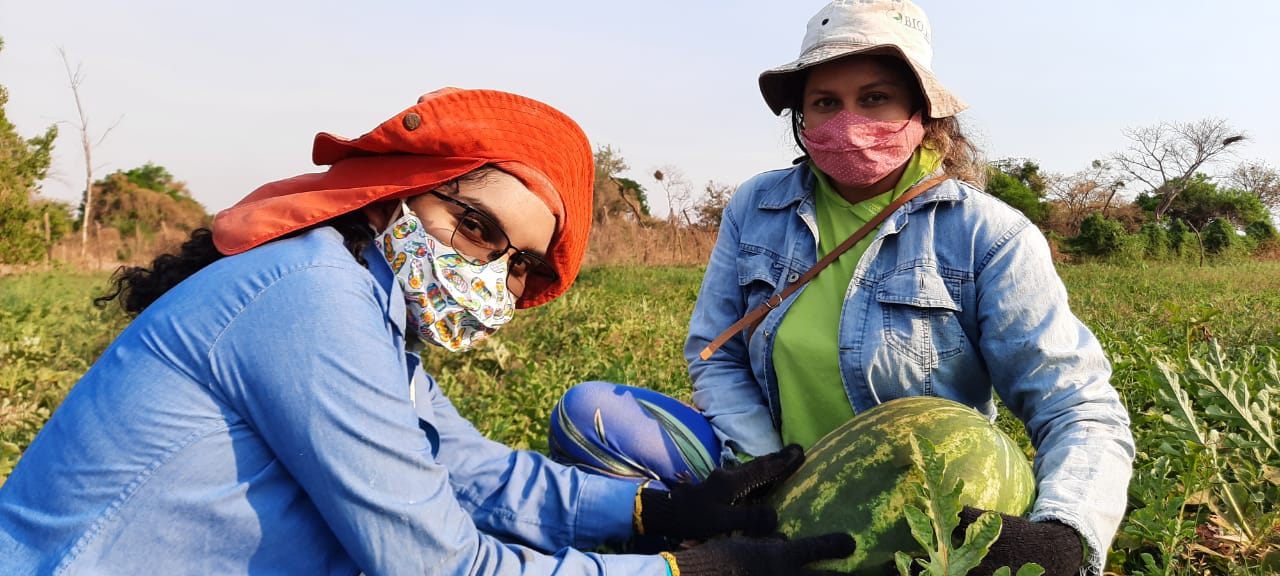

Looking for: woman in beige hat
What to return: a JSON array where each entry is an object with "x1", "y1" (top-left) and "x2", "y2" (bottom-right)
[
  {"x1": 0, "y1": 88, "x2": 855, "y2": 576},
  {"x1": 555, "y1": 1, "x2": 1134, "y2": 575}
]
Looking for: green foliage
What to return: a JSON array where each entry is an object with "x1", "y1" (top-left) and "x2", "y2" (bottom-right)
[
  {"x1": 896, "y1": 434, "x2": 1042, "y2": 576},
  {"x1": 1137, "y1": 174, "x2": 1269, "y2": 229},
  {"x1": 118, "y1": 162, "x2": 189, "y2": 201},
  {"x1": 1074, "y1": 212, "x2": 1128, "y2": 257},
  {"x1": 1139, "y1": 223, "x2": 1171, "y2": 260},
  {"x1": 1202, "y1": 218, "x2": 1235, "y2": 254},
  {"x1": 0, "y1": 272, "x2": 129, "y2": 479},
  {"x1": 1167, "y1": 219, "x2": 1192, "y2": 256},
  {"x1": 1245, "y1": 220, "x2": 1276, "y2": 244},
  {"x1": 1117, "y1": 343, "x2": 1280, "y2": 575},
  {"x1": 6, "y1": 261, "x2": 1280, "y2": 575},
  {"x1": 420, "y1": 266, "x2": 702, "y2": 451},
  {"x1": 985, "y1": 165, "x2": 1049, "y2": 224},
  {"x1": 90, "y1": 165, "x2": 209, "y2": 235},
  {"x1": 989, "y1": 158, "x2": 1048, "y2": 195},
  {"x1": 591, "y1": 145, "x2": 651, "y2": 223},
  {"x1": 613, "y1": 177, "x2": 650, "y2": 215},
  {"x1": 0, "y1": 37, "x2": 61, "y2": 264}
]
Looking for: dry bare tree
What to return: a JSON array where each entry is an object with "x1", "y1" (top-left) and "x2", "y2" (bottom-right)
[
  {"x1": 58, "y1": 47, "x2": 121, "y2": 255},
  {"x1": 652, "y1": 166, "x2": 693, "y2": 226},
  {"x1": 1046, "y1": 160, "x2": 1124, "y2": 235},
  {"x1": 691, "y1": 181, "x2": 734, "y2": 228},
  {"x1": 1227, "y1": 159, "x2": 1280, "y2": 213},
  {"x1": 1111, "y1": 118, "x2": 1246, "y2": 222}
]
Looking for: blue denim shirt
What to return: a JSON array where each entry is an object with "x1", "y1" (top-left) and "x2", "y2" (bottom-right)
[
  {"x1": 0, "y1": 228, "x2": 664, "y2": 575},
  {"x1": 684, "y1": 165, "x2": 1135, "y2": 574}
]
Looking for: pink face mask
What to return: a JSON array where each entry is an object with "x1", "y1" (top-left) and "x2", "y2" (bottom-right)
[{"x1": 800, "y1": 111, "x2": 925, "y2": 189}]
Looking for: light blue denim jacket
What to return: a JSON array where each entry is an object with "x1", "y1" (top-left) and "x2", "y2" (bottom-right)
[
  {"x1": 0, "y1": 227, "x2": 664, "y2": 575},
  {"x1": 684, "y1": 165, "x2": 1135, "y2": 574}
]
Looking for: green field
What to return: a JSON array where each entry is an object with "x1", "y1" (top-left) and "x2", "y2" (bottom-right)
[{"x1": 2, "y1": 263, "x2": 1278, "y2": 574}]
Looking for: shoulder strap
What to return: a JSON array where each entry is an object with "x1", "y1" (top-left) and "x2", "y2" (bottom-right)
[{"x1": 697, "y1": 174, "x2": 950, "y2": 361}]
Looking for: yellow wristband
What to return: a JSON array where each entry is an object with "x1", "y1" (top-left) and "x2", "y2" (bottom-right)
[
  {"x1": 659, "y1": 551, "x2": 680, "y2": 576},
  {"x1": 633, "y1": 480, "x2": 652, "y2": 535}
]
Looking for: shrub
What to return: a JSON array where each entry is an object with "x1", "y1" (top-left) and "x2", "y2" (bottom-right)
[
  {"x1": 1075, "y1": 212, "x2": 1128, "y2": 257},
  {"x1": 1139, "y1": 222, "x2": 1170, "y2": 260},
  {"x1": 1244, "y1": 220, "x2": 1277, "y2": 244},
  {"x1": 1202, "y1": 218, "x2": 1235, "y2": 254}
]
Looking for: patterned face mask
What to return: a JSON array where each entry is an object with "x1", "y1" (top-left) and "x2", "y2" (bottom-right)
[
  {"x1": 374, "y1": 201, "x2": 516, "y2": 352},
  {"x1": 801, "y1": 111, "x2": 925, "y2": 189}
]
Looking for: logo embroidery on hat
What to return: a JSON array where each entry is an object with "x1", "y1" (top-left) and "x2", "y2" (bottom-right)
[{"x1": 889, "y1": 10, "x2": 930, "y2": 42}]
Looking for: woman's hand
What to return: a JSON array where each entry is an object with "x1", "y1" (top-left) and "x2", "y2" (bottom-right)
[
  {"x1": 955, "y1": 506, "x2": 1085, "y2": 576},
  {"x1": 638, "y1": 445, "x2": 805, "y2": 540},
  {"x1": 668, "y1": 533, "x2": 857, "y2": 576}
]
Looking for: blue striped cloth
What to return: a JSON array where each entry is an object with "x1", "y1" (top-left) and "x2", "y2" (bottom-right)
[{"x1": 549, "y1": 381, "x2": 721, "y2": 488}]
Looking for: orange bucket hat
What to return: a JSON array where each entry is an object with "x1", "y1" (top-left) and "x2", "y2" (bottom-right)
[{"x1": 212, "y1": 87, "x2": 594, "y2": 308}]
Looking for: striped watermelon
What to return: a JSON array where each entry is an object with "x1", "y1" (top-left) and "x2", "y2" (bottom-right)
[{"x1": 768, "y1": 396, "x2": 1036, "y2": 575}]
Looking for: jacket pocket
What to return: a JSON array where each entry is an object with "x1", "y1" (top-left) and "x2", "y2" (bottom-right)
[
  {"x1": 737, "y1": 245, "x2": 783, "y2": 299},
  {"x1": 875, "y1": 266, "x2": 967, "y2": 367}
]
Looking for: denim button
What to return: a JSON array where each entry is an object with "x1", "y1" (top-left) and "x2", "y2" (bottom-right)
[{"x1": 787, "y1": 272, "x2": 800, "y2": 283}]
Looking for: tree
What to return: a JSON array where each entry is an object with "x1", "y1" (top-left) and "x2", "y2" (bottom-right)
[
  {"x1": 985, "y1": 162, "x2": 1049, "y2": 224},
  {"x1": 1134, "y1": 174, "x2": 1267, "y2": 230},
  {"x1": 691, "y1": 181, "x2": 734, "y2": 228},
  {"x1": 653, "y1": 165, "x2": 694, "y2": 225},
  {"x1": 1227, "y1": 159, "x2": 1280, "y2": 213},
  {"x1": 591, "y1": 144, "x2": 650, "y2": 224},
  {"x1": 89, "y1": 163, "x2": 209, "y2": 235},
  {"x1": 1111, "y1": 118, "x2": 1246, "y2": 221},
  {"x1": 59, "y1": 47, "x2": 121, "y2": 254},
  {"x1": 988, "y1": 158, "x2": 1048, "y2": 195},
  {"x1": 0, "y1": 37, "x2": 66, "y2": 264},
  {"x1": 1045, "y1": 160, "x2": 1125, "y2": 236}
]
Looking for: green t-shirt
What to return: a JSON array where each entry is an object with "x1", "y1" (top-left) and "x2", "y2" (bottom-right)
[{"x1": 773, "y1": 149, "x2": 942, "y2": 448}]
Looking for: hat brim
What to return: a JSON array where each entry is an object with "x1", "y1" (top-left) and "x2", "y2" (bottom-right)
[
  {"x1": 758, "y1": 44, "x2": 967, "y2": 118},
  {"x1": 216, "y1": 88, "x2": 594, "y2": 309},
  {"x1": 213, "y1": 155, "x2": 483, "y2": 255}
]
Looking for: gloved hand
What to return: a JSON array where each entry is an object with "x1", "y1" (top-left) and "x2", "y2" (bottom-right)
[
  {"x1": 955, "y1": 506, "x2": 1085, "y2": 576},
  {"x1": 638, "y1": 444, "x2": 804, "y2": 540},
  {"x1": 668, "y1": 533, "x2": 857, "y2": 576}
]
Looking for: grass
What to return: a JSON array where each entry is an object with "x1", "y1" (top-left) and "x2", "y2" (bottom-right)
[{"x1": 2, "y1": 261, "x2": 1279, "y2": 574}]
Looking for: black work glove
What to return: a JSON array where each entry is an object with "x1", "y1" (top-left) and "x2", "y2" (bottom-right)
[
  {"x1": 955, "y1": 506, "x2": 1085, "y2": 576},
  {"x1": 670, "y1": 533, "x2": 857, "y2": 576},
  {"x1": 639, "y1": 444, "x2": 804, "y2": 540}
]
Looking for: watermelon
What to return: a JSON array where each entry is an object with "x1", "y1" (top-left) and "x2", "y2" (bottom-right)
[{"x1": 768, "y1": 396, "x2": 1036, "y2": 575}]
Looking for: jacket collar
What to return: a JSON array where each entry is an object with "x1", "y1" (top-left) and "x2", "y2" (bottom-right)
[
  {"x1": 757, "y1": 163, "x2": 969, "y2": 215},
  {"x1": 363, "y1": 241, "x2": 407, "y2": 338}
]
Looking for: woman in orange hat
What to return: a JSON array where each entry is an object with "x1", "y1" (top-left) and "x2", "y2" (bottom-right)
[
  {"x1": 0, "y1": 88, "x2": 855, "y2": 575},
  {"x1": 552, "y1": 1, "x2": 1135, "y2": 575}
]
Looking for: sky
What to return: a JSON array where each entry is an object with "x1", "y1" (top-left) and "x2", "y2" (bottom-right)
[{"x1": 1, "y1": 0, "x2": 1277, "y2": 218}]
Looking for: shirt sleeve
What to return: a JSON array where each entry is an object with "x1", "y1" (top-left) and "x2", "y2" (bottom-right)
[
  {"x1": 208, "y1": 264, "x2": 667, "y2": 576},
  {"x1": 409, "y1": 358, "x2": 642, "y2": 551},
  {"x1": 973, "y1": 225, "x2": 1136, "y2": 576},
  {"x1": 684, "y1": 191, "x2": 785, "y2": 461}
]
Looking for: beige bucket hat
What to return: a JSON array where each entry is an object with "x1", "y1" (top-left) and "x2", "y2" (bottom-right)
[{"x1": 758, "y1": 0, "x2": 967, "y2": 118}]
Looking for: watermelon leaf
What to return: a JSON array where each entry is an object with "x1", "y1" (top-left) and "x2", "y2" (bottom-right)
[
  {"x1": 992, "y1": 563, "x2": 1047, "y2": 576},
  {"x1": 897, "y1": 433, "x2": 1005, "y2": 576}
]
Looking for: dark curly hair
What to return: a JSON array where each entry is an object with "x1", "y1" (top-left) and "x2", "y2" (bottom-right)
[{"x1": 95, "y1": 211, "x2": 376, "y2": 316}]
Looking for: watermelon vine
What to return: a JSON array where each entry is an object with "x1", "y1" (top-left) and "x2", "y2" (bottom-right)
[{"x1": 896, "y1": 434, "x2": 1045, "y2": 576}]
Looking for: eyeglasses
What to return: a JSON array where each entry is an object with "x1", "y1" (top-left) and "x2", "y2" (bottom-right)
[{"x1": 425, "y1": 189, "x2": 559, "y2": 295}]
